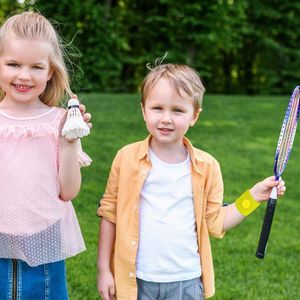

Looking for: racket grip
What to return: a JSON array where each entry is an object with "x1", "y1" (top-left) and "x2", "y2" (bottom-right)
[{"x1": 256, "y1": 198, "x2": 277, "y2": 259}]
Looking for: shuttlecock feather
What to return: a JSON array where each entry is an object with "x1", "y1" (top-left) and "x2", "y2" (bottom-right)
[{"x1": 61, "y1": 98, "x2": 90, "y2": 139}]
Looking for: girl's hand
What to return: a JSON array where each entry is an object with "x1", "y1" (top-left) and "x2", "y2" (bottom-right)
[
  {"x1": 97, "y1": 270, "x2": 116, "y2": 300},
  {"x1": 59, "y1": 95, "x2": 92, "y2": 143},
  {"x1": 79, "y1": 103, "x2": 92, "y2": 129},
  {"x1": 74, "y1": 93, "x2": 92, "y2": 130},
  {"x1": 250, "y1": 176, "x2": 286, "y2": 202}
]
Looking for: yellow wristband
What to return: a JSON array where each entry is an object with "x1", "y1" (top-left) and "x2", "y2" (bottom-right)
[{"x1": 235, "y1": 190, "x2": 260, "y2": 216}]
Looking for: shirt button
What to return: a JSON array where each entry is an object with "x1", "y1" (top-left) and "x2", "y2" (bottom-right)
[
  {"x1": 141, "y1": 170, "x2": 147, "y2": 175},
  {"x1": 129, "y1": 272, "x2": 134, "y2": 278},
  {"x1": 133, "y1": 205, "x2": 138, "y2": 211},
  {"x1": 131, "y1": 240, "x2": 136, "y2": 247}
]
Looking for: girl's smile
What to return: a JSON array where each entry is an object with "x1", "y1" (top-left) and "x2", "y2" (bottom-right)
[
  {"x1": 0, "y1": 37, "x2": 53, "y2": 109},
  {"x1": 13, "y1": 84, "x2": 32, "y2": 93}
]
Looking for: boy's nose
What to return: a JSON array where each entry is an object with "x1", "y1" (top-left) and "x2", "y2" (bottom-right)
[{"x1": 161, "y1": 112, "x2": 172, "y2": 124}]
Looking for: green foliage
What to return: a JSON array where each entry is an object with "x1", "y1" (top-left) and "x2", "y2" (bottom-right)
[
  {"x1": 31, "y1": 0, "x2": 125, "y2": 93},
  {"x1": 1, "y1": 0, "x2": 300, "y2": 94},
  {"x1": 64, "y1": 92, "x2": 300, "y2": 300},
  {"x1": 0, "y1": 0, "x2": 32, "y2": 21}
]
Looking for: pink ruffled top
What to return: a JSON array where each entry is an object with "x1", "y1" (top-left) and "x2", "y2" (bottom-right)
[{"x1": 0, "y1": 107, "x2": 92, "y2": 266}]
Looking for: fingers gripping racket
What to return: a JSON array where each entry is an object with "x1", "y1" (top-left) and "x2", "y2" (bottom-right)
[{"x1": 256, "y1": 86, "x2": 300, "y2": 259}]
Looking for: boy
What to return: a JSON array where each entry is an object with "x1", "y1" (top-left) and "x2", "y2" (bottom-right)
[{"x1": 97, "y1": 64, "x2": 285, "y2": 300}]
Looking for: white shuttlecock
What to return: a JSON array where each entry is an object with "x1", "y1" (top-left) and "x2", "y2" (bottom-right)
[{"x1": 61, "y1": 98, "x2": 90, "y2": 139}]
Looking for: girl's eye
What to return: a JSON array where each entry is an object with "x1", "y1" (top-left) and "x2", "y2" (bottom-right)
[
  {"x1": 33, "y1": 66, "x2": 43, "y2": 70},
  {"x1": 153, "y1": 106, "x2": 162, "y2": 110}
]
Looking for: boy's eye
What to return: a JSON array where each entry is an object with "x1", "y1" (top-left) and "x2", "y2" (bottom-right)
[
  {"x1": 7, "y1": 63, "x2": 19, "y2": 67},
  {"x1": 174, "y1": 108, "x2": 183, "y2": 113}
]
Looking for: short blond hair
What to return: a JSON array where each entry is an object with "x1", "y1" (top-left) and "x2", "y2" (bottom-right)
[
  {"x1": 141, "y1": 64, "x2": 205, "y2": 111},
  {"x1": 0, "y1": 11, "x2": 72, "y2": 106}
]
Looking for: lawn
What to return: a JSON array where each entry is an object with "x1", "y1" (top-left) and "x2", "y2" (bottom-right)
[{"x1": 66, "y1": 93, "x2": 300, "y2": 300}]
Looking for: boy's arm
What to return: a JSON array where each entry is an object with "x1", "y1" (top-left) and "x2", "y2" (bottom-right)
[
  {"x1": 97, "y1": 218, "x2": 116, "y2": 300},
  {"x1": 223, "y1": 176, "x2": 286, "y2": 231},
  {"x1": 222, "y1": 202, "x2": 246, "y2": 231},
  {"x1": 97, "y1": 151, "x2": 122, "y2": 299}
]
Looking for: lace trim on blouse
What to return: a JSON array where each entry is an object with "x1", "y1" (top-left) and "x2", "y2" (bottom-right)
[
  {"x1": 0, "y1": 124, "x2": 60, "y2": 138},
  {"x1": 0, "y1": 108, "x2": 92, "y2": 166}
]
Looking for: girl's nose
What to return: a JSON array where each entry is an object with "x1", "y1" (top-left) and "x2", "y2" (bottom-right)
[{"x1": 17, "y1": 67, "x2": 31, "y2": 80}]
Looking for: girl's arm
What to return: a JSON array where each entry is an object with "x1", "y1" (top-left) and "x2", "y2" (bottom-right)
[
  {"x1": 97, "y1": 218, "x2": 116, "y2": 300},
  {"x1": 59, "y1": 103, "x2": 92, "y2": 201},
  {"x1": 59, "y1": 138, "x2": 81, "y2": 201},
  {"x1": 223, "y1": 176, "x2": 286, "y2": 231}
]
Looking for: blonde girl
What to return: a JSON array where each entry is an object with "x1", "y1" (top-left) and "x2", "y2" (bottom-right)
[{"x1": 0, "y1": 11, "x2": 91, "y2": 299}]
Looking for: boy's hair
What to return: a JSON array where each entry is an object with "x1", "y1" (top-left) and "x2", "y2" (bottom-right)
[
  {"x1": 0, "y1": 11, "x2": 72, "y2": 106},
  {"x1": 141, "y1": 64, "x2": 205, "y2": 111}
]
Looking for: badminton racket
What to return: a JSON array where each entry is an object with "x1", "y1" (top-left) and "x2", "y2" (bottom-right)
[{"x1": 256, "y1": 86, "x2": 300, "y2": 259}]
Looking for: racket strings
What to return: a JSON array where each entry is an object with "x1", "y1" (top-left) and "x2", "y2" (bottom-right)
[{"x1": 276, "y1": 88, "x2": 300, "y2": 176}]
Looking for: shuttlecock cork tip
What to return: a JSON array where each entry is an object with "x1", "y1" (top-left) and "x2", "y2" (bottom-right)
[{"x1": 68, "y1": 98, "x2": 80, "y2": 108}]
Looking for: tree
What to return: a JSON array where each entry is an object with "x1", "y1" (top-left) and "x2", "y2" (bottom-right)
[{"x1": 2, "y1": 0, "x2": 300, "y2": 94}]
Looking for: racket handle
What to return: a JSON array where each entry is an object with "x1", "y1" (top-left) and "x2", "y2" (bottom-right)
[{"x1": 256, "y1": 198, "x2": 277, "y2": 259}]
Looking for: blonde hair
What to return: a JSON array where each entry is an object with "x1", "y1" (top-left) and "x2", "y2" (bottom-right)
[
  {"x1": 141, "y1": 64, "x2": 205, "y2": 111},
  {"x1": 0, "y1": 11, "x2": 72, "y2": 106}
]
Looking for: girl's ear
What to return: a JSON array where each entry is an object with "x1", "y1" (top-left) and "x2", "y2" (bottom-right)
[
  {"x1": 190, "y1": 108, "x2": 202, "y2": 127},
  {"x1": 47, "y1": 67, "x2": 54, "y2": 81}
]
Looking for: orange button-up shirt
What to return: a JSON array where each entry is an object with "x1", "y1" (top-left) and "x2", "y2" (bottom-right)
[{"x1": 97, "y1": 136, "x2": 226, "y2": 299}]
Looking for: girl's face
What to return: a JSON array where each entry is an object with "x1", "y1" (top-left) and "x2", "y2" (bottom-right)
[
  {"x1": 141, "y1": 78, "x2": 200, "y2": 150},
  {"x1": 0, "y1": 36, "x2": 53, "y2": 107}
]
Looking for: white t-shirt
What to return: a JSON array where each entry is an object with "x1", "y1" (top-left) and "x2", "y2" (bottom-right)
[{"x1": 136, "y1": 149, "x2": 201, "y2": 282}]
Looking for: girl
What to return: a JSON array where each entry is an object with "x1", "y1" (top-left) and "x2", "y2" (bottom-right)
[{"x1": 0, "y1": 11, "x2": 91, "y2": 299}]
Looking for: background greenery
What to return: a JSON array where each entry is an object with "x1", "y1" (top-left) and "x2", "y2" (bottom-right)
[
  {"x1": 67, "y1": 93, "x2": 300, "y2": 300},
  {"x1": 1, "y1": 1, "x2": 300, "y2": 299},
  {"x1": 1, "y1": 0, "x2": 300, "y2": 95}
]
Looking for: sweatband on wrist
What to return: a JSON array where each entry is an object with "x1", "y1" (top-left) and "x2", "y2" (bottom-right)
[{"x1": 235, "y1": 190, "x2": 260, "y2": 216}]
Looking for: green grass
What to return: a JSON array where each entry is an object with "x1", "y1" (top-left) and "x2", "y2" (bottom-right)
[{"x1": 66, "y1": 93, "x2": 300, "y2": 300}]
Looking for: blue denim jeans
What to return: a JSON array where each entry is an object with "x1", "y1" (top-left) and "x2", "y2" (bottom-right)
[
  {"x1": 0, "y1": 258, "x2": 68, "y2": 300},
  {"x1": 137, "y1": 277, "x2": 204, "y2": 300}
]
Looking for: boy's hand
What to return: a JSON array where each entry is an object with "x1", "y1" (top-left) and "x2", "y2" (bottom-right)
[
  {"x1": 97, "y1": 270, "x2": 116, "y2": 300},
  {"x1": 250, "y1": 176, "x2": 286, "y2": 202}
]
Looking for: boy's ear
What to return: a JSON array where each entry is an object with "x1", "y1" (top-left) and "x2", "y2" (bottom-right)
[
  {"x1": 190, "y1": 108, "x2": 202, "y2": 127},
  {"x1": 140, "y1": 102, "x2": 146, "y2": 121}
]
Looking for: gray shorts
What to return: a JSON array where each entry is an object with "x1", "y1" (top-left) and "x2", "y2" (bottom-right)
[{"x1": 137, "y1": 277, "x2": 204, "y2": 300}]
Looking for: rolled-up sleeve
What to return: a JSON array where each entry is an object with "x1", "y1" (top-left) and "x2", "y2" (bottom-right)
[
  {"x1": 205, "y1": 159, "x2": 226, "y2": 238},
  {"x1": 97, "y1": 151, "x2": 121, "y2": 224}
]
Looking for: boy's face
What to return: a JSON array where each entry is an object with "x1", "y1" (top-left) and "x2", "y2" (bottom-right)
[{"x1": 141, "y1": 78, "x2": 200, "y2": 148}]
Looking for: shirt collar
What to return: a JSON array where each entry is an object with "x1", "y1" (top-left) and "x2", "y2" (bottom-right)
[
  {"x1": 138, "y1": 135, "x2": 204, "y2": 174},
  {"x1": 183, "y1": 137, "x2": 204, "y2": 174},
  {"x1": 137, "y1": 135, "x2": 152, "y2": 161}
]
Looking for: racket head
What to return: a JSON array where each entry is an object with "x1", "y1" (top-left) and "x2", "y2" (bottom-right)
[{"x1": 273, "y1": 86, "x2": 300, "y2": 179}]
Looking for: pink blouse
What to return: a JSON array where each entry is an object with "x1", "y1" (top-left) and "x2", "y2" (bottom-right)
[{"x1": 0, "y1": 107, "x2": 91, "y2": 266}]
